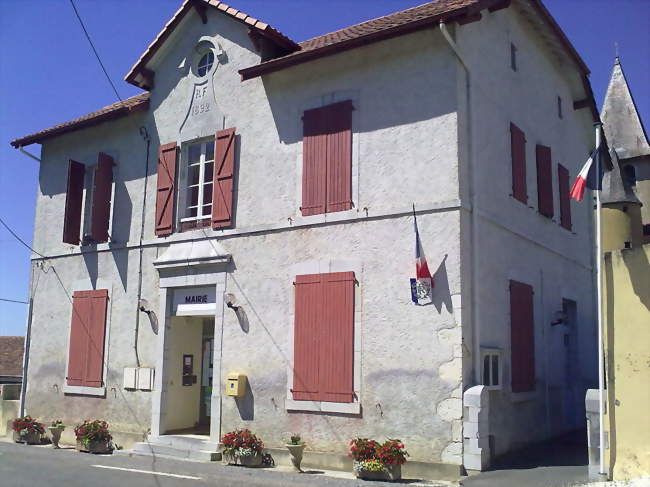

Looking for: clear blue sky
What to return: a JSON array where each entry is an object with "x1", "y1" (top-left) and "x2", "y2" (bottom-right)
[{"x1": 0, "y1": 0, "x2": 648, "y2": 336}]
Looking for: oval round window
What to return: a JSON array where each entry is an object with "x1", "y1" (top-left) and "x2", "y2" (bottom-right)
[{"x1": 197, "y1": 51, "x2": 214, "y2": 77}]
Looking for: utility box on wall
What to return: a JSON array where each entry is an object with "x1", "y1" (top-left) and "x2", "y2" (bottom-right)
[
  {"x1": 123, "y1": 367, "x2": 138, "y2": 390},
  {"x1": 123, "y1": 367, "x2": 155, "y2": 391},
  {"x1": 225, "y1": 373, "x2": 247, "y2": 398},
  {"x1": 137, "y1": 368, "x2": 155, "y2": 391}
]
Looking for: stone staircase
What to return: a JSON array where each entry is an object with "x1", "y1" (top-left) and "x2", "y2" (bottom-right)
[{"x1": 123, "y1": 435, "x2": 222, "y2": 462}]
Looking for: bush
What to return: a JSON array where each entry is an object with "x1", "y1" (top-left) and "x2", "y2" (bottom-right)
[
  {"x1": 74, "y1": 419, "x2": 112, "y2": 446},
  {"x1": 12, "y1": 416, "x2": 44, "y2": 436},
  {"x1": 221, "y1": 429, "x2": 264, "y2": 457}
]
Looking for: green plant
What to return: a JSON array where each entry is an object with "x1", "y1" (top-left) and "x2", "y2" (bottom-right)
[
  {"x1": 50, "y1": 419, "x2": 64, "y2": 427},
  {"x1": 289, "y1": 433, "x2": 302, "y2": 445},
  {"x1": 74, "y1": 419, "x2": 112, "y2": 447},
  {"x1": 221, "y1": 429, "x2": 264, "y2": 457},
  {"x1": 12, "y1": 416, "x2": 44, "y2": 436}
]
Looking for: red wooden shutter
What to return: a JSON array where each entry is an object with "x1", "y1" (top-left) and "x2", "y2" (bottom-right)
[
  {"x1": 320, "y1": 271, "x2": 355, "y2": 403},
  {"x1": 536, "y1": 145, "x2": 554, "y2": 218},
  {"x1": 66, "y1": 289, "x2": 108, "y2": 388},
  {"x1": 510, "y1": 280, "x2": 535, "y2": 393},
  {"x1": 558, "y1": 164, "x2": 572, "y2": 230},
  {"x1": 155, "y1": 142, "x2": 178, "y2": 236},
  {"x1": 510, "y1": 123, "x2": 527, "y2": 204},
  {"x1": 90, "y1": 152, "x2": 113, "y2": 242},
  {"x1": 292, "y1": 272, "x2": 355, "y2": 403},
  {"x1": 326, "y1": 101, "x2": 353, "y2": 213},
  {"x1": 302, "y1": 106, "x2": 327, "y2": 216},
  {"x1": 63, "y1": 160, "x2": 85, "y2": 244},
  {"x1": 66, "y1": 291, "x2": 91, "y2": 386},
  {"x1": 212, "y1": 128, "x2": 236, "y2": 229},
  {"x1": 84, "y1": 289, "x2": 108, "y2": 387},
  {"x1": 292, "y1": 274, "x2": 323, "y2": 401}
]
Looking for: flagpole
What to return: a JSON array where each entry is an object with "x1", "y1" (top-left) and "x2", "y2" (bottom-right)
[{"x1": 595, "y1": 122, "x2": 605, "y2": 476}]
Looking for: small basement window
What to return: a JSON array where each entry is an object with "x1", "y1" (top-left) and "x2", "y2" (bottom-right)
[
  {"x1": 558, "y1": 96, "x2": 563, "y2": 119},
  {"x1": 197, "y1": 51, "x2": 214, "y2": 77},
  {"x1": 481, "y1": 348, "x2": 502, "y2": 390}
]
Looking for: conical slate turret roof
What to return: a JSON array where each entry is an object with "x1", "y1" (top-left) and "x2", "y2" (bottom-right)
[{"x1": 602, "y1": 57, "x2": 650, "y2": 160}]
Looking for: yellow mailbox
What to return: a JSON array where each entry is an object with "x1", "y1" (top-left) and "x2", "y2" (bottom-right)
[{"x1": 225, "y1": 373, "x2": 247, "y2": 398}]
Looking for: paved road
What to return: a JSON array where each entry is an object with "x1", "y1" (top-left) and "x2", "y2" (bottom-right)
[
  {"x1": 462, "y1": 429, "x2": 592, "y2": 487},
  {"x1": 0, "y1": 442, "x2": 447, "y2": 487},
  {"x1": 1, "y1": 430, "x2": 593, "y2": 487}
]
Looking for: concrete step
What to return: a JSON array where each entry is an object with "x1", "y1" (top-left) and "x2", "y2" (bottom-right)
[
  {"x1": 123, "y1": 441, "x2": 221, "y2": 462},
  {"x1": 149, "y1": 435, "x2": 220, "y2": 452}
]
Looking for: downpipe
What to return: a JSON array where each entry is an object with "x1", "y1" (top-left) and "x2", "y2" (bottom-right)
[
  {"x1": 133, "y1": 126, "x2": 151, "y2": 368},
  {"x1": 439, "y1": 20, "x2": 481, "y2": 384}
]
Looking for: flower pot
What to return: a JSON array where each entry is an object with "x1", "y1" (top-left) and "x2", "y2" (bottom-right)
[
  {"x1": 285, "y1": 444, "x2": 305, "y2": 472},
  {"x1": 223, "y1": 451, "x2": 263, "y2": 467},
  {"x1": 76, "y1": 439, "x2": 112, "y2": 454},
  {"x1": 355, "y1": 463, "x2": 402, "y2": 482},
  {"x1": 48, "y1": 426, "x2": 65, "y2": 449},
  {"x1": 13, "y1": 430, "x2": 42, "y2": 445}
]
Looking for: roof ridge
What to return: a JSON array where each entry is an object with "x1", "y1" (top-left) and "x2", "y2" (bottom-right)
[
  {"x1": 297, "y1": 0, "x2": 448, "y2": 46},
  {"x1": 11, "y1": 92, "x2": 150, "y2": 148},
  {"x1": 125, "y1": 0, "x2": 299, "y2": 89}
]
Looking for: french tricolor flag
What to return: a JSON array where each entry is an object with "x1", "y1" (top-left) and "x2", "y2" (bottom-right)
[
  {"x1": 570, "y1": 144, "x2": 603, "y2": 201},
  {"x1": 411, "y1": 210, "x2": 433, "y2": 305}
]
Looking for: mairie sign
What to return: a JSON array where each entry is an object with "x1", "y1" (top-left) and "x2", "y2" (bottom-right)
[{"x1": 172, "y1": 286, "x2": 217, "y2": 316}]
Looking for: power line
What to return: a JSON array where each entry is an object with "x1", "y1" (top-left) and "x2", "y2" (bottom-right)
[
  {"x1": 0, "y1": 217, "x2": 45, "y2": 258},
  {"x1": 0, "y1": 298, "x2": 28, "y2": 304},
  {"x1": 68, "y1": 0, "x2": 122, "y2": 102}
]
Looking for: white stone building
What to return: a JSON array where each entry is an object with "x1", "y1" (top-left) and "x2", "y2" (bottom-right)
[{"x1": 11, "y1": 0, "x2": 598, "y2": 476}]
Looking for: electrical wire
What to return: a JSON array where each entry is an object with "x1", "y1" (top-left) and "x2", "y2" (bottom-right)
[
  {"x1": 0, "y1": 298, "x2": 28, "y2": 304},
  {"x1": 68, "y1": 0, "x2": 122, "y2": 102},
  {"x1": 0, "y1": 216, "x2": 45, "y2": 258}
]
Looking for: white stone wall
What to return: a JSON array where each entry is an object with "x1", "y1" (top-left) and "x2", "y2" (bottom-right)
[
  {"x1": 26, "y1": 9, "x2": 465, "y2": 462},
  {"x1": 23, "y1": 4, "x2": 596, "y2": 464},
  {"x1": 454, "y1": 6, "x2": 596, "y2": 455}
]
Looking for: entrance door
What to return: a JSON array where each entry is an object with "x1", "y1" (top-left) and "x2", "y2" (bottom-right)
[{"x1": 164, "y1": 316, "x2": 204, "y2": 434}]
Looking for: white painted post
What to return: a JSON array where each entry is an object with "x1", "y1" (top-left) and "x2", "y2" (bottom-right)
[
  {"x1": 150, "y1": 288, "x2": 170, "y2": 438},
  {"x1": 209, "y1": 276, "x2": 226, "y2": 444},
  {"x1": 594, "y1": 123, "x2": 605, "y2": 476}
]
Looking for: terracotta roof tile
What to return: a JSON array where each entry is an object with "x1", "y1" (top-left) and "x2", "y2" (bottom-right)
[
  {"x1": 124, "y1": 0, "x2": 299, "y2": 88},
  {"x1": 0, "y1": 336, "x2": 24, "y2": 377},
  {"x1": 239, "y1": 0, "x2": 485, "y2": 79},
  {"x1": 10, "y1": 93, "x2": 150, "y2": 148},
  {"x1": 11, "y1": 0, "x2": 596, "y2": 146},
  {"x1": 239, "y1": 0, "x2": 591, "y2": 83},
  {"x1": 299, "y1": 0, "x2": 477, "y2": 51}
]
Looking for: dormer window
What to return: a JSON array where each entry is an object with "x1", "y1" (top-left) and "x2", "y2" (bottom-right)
[
  {"x1": 623, "y1": 164, "x2": 636, "y2": 187},
  {"x1": 197, "y1": 51, "x2": 214, "y2": 77}
]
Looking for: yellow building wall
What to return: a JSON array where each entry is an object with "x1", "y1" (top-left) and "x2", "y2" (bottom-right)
[
  {"x1": 164, "y1": 317, "x2": 203, "y2": 432},
  {"x1": 603, "y1": 245, "x2": 650, "y2": 480}
]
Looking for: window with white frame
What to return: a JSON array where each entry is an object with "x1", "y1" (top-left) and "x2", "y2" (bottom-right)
[{"x1": 180, "y1": 139, "x2": 215, "y2": 223}]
